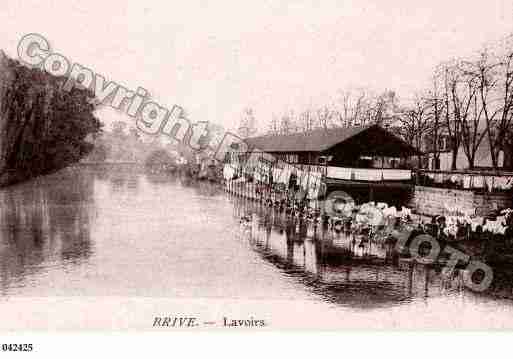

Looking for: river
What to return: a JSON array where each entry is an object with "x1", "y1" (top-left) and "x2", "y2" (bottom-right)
[{"x1": 0, "y1": 164, "x2": 512, "y2": 329}]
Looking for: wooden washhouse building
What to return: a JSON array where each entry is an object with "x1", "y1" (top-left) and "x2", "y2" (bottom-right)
[{"x1": 244, "y1": 124, "x2": 418, "y2": 205}]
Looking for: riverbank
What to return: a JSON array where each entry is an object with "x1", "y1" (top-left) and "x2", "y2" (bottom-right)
[{"x1": 223, "y1": 176, "x2": 513, "y2": 266}]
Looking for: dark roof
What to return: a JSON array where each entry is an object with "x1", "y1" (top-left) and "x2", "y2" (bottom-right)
[
  {"x1": 245, "y1": 125, "x2": 373, "y2": 152},
  {"x1": 245, "y1": 125, "x2": 418, "y2": 156}
]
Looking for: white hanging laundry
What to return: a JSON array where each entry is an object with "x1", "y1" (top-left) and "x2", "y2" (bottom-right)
[
  {"x1": 276, "y1": 164, "x2": 292, "y2": 185},
  {"x1": 297, "y1": 169, "x2": 310, "y2": 190},
  {"x1": 473, "y1": 176, "x2": 484, "y2": 188},
  {"x1": 485, "y1": 176, "x2": 494, "y2": 191},
  {"x1": 505, "y1": 177, "x2": 513, "y2": 190},
  {"x1": 272, "y1": 165, "x2": 284, "y2": 182},
  {"x1": 307, "y1": 172, "x2": 323, "y2": 199},
  {"x1": 255, "y1": 161, "x2": 271, "y2": 184},
  {"x1": 253, "y1": 167, "x2": 263, "y2": 183},
  {"x1": 353, "y1": 168, "x2": 381, "y2": 181},
  {"x1": 223, "y1": 164, "x2": 235, "y2": 180},
  {"x1": 493, "y1": 176, "x2": 504, "y2": 190},
  {"x1": 326, "y1": 166, "x2": 352, "y2": 180},
  {"x1": 463, "y1": 176, "x2": 471, "y2": 189}
]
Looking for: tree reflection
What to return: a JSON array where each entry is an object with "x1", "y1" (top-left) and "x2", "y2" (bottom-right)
[
  {"x1": 0, "y1": 166, "x2": 96, "y2": 294},
  {"x1": 84, "y1": 163, "x2": 143, "y2": 193}
]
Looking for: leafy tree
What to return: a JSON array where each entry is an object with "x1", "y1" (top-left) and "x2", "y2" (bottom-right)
[{"x1": 0, "y1": 52, "x2": 101, "y2": 184}]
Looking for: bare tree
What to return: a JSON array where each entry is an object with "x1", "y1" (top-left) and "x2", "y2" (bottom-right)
[
  {"x1": 267, "y1": 114, "x2": 280, "y2": 136},
  {"x1": 279, "y1": 111, "x2": 296, "y2": 135},
  {"x1": 298, "y1": 109, "x2": 316, "y2": 133},
  {"x1": 237, "y1": 107, "x2": 257, "y2": 139},
  {"x1": 371, "y1": 91, "x2": 398, "y2": 126},
  {"x1": 316, "y1": 106, "x2": 332, "y2": 130},
  {"x1": 335, "y1": 89, "x2": 369, "y2": 126},
  {"x1": 438, "y1": 62, "x2": 465, "y2": 170},
  {"x1": 448, "y1": 60, "x2": 484, "y2": 169},
  {"x1": 423, "y1": 73, "x2": 447, "y2": 169},
  {"x1": 397, "y1": 95, "x2": 431, "y2": 168},
  {"x1": 504, "y1": 125, "x2": 513, "y2": 169},
  {"x1": 473, "y1": 46, "x2": 513, "y2": 169}
]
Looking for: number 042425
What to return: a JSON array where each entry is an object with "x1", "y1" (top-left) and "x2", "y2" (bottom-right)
[{"x1": 2, "y1": 344, "x2": 33, "y2": 352}]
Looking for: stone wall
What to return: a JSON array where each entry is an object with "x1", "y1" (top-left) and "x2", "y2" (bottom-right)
[{"x1": 411, "y1": 186, "x2": 512, "y2": 217}]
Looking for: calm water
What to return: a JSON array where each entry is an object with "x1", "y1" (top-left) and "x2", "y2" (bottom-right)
[{"x1": 1, "y1": 164, "x2": 513, "y2": 329}]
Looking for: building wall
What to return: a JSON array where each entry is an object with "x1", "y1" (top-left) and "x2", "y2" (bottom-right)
[
  {"x1": 427, "y1": 145, "x2": 504, "y2": 170},
  {"x1": 419, "y1": 124, "x2": 507, "y2": 170}
]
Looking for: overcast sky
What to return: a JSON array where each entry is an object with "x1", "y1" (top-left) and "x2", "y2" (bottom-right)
[{"x1": 1, "y1": 0, "x2": 512, "y2": 133}]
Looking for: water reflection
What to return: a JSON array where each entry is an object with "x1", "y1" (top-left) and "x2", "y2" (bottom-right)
[
  {"x1": 99, "y1": 164, "x2": 143, "y2": 193},
  {"x1": 0, "y1": 167, "x2": 96, "y2": 294},
  {"x1": 232, "y1": 197, "x2": 472, "y2": 309},
  {"x1": 1, "y1": 164, "x2": 512, "y2": 319}
]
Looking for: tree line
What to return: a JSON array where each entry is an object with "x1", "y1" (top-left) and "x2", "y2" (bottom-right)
[
  {"x1": 397, "y1": 35, "x2": 513, "y2": 171},
  {"x1": 237, "y1": 34, "x2": 513, "y2": 171}
]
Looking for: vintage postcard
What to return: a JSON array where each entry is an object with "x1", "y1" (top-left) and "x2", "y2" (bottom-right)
[{"x1": 0, "y1": 1, "x2": 513, "y2": 347}]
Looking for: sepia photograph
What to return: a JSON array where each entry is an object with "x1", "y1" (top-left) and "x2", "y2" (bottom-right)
[{"x1": 0, "y1": 0, "x2": 513, "y2": 354}]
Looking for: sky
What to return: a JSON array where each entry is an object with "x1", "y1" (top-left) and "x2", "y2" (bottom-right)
[{"x1": 1, "y1": 0, "x2": 512, "y2": 133}]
